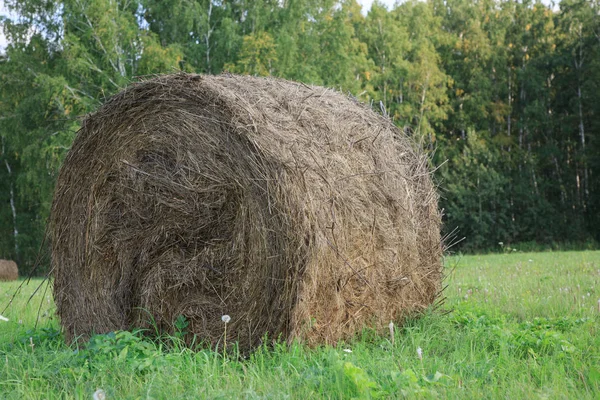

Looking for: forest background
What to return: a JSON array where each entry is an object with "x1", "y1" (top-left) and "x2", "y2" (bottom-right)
[{"x1": 1, "y1": 0, "x2": 599, "y2": 275}]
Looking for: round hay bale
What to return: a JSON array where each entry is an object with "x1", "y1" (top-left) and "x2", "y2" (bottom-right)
[
  {"x1": 50, "y1": 73, "x2": 442, "y2": 351},
  {"x1": 0, "y1": 260, "x2": 18, "y2": 281}
]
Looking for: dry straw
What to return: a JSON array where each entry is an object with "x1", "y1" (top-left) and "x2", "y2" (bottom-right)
[
  {"x1": 0, "y1": 260, "x2": 18, "y2": 281},
  {"x1": 50, "y1": 73, "x2": 442, "y2": 352}
]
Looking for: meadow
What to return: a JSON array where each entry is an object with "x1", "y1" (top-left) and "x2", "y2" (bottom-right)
[{"x1": 0, "y1": 251, "x2": 599, "y2": 399}]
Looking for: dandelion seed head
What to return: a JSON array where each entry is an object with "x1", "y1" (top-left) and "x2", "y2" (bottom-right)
[
  {"x1": 93, "y1": 389, "x2": 106, "y2": 400},
  {"x1": 221, "y1": 315, "x2": 231, "y2": 323}
]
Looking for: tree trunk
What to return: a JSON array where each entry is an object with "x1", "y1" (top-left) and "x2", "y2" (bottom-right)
[
  {"x1": 204, "y1": 1, "x2": 214, "y2": 74},
  {"x1": 553, "y1": 156, "x2": 566, "y2": 205},
  {"x1": 573, "y1": 22, "x2": 588, "y2": 205},
  {"x1": 1, "y1": 138, "x2": 18, "y2": 260},
  {"x1": 6, "y1": 171, "x2": 19, "y2": 260},
  {"x1": 519, "y1": 84, "x2": 525, "y2": 149},
  {"x1": 577, "y1": 85, "x2": 588, "y2": 203},
  {"x1": 507, "y1": 68, "x2": 512, "y2": 152}
]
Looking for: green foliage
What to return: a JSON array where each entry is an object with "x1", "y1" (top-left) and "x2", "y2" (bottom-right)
[
  {"x1": 83, "y1": 331, "x2": 164, "y2": 373},
  {"x1": 227, "y1": 31, "x2": 278, "y2": 76},
  {"x1": 341, "y1": 360, "x2": 385, "y2": 398},
  {"x1": 173, "y1": 315, "x2": 189, "y2": 340},
  {"x1": 452, "y1": 311, "x2": 584, "y2": 358},
  {"x1": 1, "y1": 0, "x2": 600, "y2": 271}
]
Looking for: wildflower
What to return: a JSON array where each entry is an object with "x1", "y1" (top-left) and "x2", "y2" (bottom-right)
[
  {"x1": 498, "y1": 242, "x2": 504, "y2": 246},
  {"x1": 222, "y1": 315, "x2": 231, "y2": 355},
  {"x1": 0, "y1": 315, "x2": 8, "y2": 322},
  {"x1": 93, "y1": 389, "x2": 106, "y2": 400},
  {"x1": 417, "y1": 347, "x2": 423, "y2": 360}
]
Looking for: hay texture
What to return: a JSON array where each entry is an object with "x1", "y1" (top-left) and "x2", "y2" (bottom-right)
[
  {"x1": 0, "y1": 260, "x2": 18, "y2": 281},
  {"x1": 50, "y1": 73, "x2": 442, "y2": 351}
]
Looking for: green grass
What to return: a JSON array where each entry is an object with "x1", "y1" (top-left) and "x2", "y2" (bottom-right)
[{"x1": 1, "y1": 251, "x2": 599, "y2": 399}]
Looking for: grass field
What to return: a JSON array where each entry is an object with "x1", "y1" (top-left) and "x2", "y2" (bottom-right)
[{"x1": 1, "y1": 251, "x2": 599, "y2": 399}]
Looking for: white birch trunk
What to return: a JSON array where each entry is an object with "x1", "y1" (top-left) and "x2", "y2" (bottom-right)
[{"x1": 1, "y1": 138, "x2": 18, "y2": 258}]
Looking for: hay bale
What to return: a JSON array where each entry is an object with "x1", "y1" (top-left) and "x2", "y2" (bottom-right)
[
  {"x1": 0, "y1": 260, "x2": 18, "y2": 281},
  {"x1": 50, "y1": 73, "x2": 442, "y2": 350}
]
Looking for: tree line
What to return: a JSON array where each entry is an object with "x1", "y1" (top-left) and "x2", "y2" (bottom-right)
[{"x1": 1, "y1": 0, "x2": 599, "y2": 273}]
